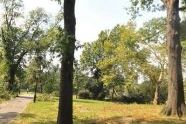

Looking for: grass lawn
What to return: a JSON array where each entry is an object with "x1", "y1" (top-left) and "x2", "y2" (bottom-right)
[{"x1": 11, "y1": 98, "x2": 186, "y2": 124}]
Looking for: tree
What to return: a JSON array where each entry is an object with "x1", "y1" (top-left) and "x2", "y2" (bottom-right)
[
  {"x1": 180, "y1": 19, "x2": 186, "y2": 78},
  {"x1": 26, "y1": 57, "x2": 41, "y2": 103},
  {"x1": 97, "y1": 25, "x2": 139, "y2": 99},
  {"x1": 80, "y1": 23, "x2": 147, "y2": 100},
  {"x1": 139, "y1": 18, "x2": 167, "y2": 104},
  {"x1": 0, "y1": 0, "x2": 48, "y2": 91},
  {"x1": 43, "y1": 65, "x2": 60, "y2": 94},
  {"x1": 57, "y1": 0, "x2": 76, "y2": 124},
  {"x1": 163, "y1": 0, "x2": 184, "y2": 116},
  {"x1": 73, "y1": 60, "x2": 88, "y2": 98},
  {"x1": 130, "y1": 0, "x2": 185, "y2": 116}
]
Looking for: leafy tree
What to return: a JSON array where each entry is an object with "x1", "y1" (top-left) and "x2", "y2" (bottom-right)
[
  {"x1": 73, "y1": 60, "x2": 88, "y2": 98},
  {"x1": 43, "y1": 65, "x2": 60, "y2": 94},
  {"x1": 26, "y1": 57, "x2": 41, "y2": 103},
  {"x1": 0, "y1": 0, "x2": 48, "y2": 91},
  {"x1": 26, "y1": 48, "x2": 49, "y2": 102},
  {"x1": 139, "y1": 17, "x2": 167, "y2": 104},
  {"x1": 129, "y1": 0, "x2": 186, "y2": 116},
  {"x1": 97, "y1": 24, "x2": 139, "y2": 99}
]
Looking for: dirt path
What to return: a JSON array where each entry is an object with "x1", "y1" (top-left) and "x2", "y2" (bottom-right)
[{"x1": 0, "y1": 94, "x2": 33, "y2": 124}]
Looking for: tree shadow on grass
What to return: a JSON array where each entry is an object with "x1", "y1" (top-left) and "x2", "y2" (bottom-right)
[
  {"x1": 139, "y1": 119, "x2": 186, "y2": 124},
  {"x1": 74, "y1": 116, "x2": 126, "y2": 124},
  {"x1": 75, "y1": 116, "x2": 186, "y2": 124},
  {"x1": 0, "y1": 112, "x2": 18, "y2": 120},
  {"x1": 19, "y1": 113, "x2": 36, "y2": 118},
  {"x1": 0, "y1": 112, "x2": 35, "y2": 124},
  {"x1": 31, "y1": 121, "x2": 56, "y2": 124}
]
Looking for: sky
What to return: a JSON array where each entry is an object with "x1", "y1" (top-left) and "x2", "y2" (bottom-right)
[{"x1": 23, "y1": 0, "x2": 165, "y2": 60}]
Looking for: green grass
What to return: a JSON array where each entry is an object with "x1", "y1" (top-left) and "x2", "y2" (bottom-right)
[{"x1": 11, "y1": 98, "x2": 186, "y2": 124}]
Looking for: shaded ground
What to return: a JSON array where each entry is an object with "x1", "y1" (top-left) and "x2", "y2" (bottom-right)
[{"x1": 0, "y1": 94, "x2": 33, "y2": 124}]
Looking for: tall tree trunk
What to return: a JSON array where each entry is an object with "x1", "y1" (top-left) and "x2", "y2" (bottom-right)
[
  {"x1": 8, "y1": 66, "x2": 16, "y2": 91},
  {"x1": 40, "y1": 84, "x2": 43, "y2": 93},
  {"x1": 33, "y1": 81, "x2": 38, "y2": 103},
  {"x1": 57, "y1": 0, "x2": 76, "y2": 124},
  {"x1": 111, "y1": 86, "x2": 115, "y2": 100},
  {"x1": 153, "y1": 83, "x2": 160, "y2": 105},
  {"x1": 153, "y1": 71, "x2": 163, "y2": 105},
  {"x1": 163, "y1": 0, "x2": 185, "y2": 116},
  {"x1": 76, "y1": 81, "x2": 79, "y2": 99}
]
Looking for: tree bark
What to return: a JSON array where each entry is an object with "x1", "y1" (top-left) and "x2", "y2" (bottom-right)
[
  {"x1": 153, "y1": 83, "x2": 160, "y2": 105},
  {"x1": 153, "y1": 71, "x2": 163, "y2": 105},
  {"x1": 111, "y1": 86, "x2": 115, "y2": 100},
  {"x1": 57, "y1": 0, "x2": 76, "y2": 124},
  {"x1": 163, "y1": 0, "x2": 185, "y2": 117},
  {"x1": 33, "y1": 81, "x2": 38, "y2": 103},
  {"x1": 40, "y1": 84, "x2": 43, "y2": 93},
  {"x1": 7, "y1": 66, "x2": 16, "y2": 91}
]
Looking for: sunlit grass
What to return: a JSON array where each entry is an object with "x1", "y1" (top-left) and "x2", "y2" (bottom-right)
[{"x1": 11, "y1": 98, "x2": 186, "y2": 124}]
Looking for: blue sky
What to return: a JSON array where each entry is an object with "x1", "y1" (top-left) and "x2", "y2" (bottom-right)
[{"x1": 23, "y1": 0, "x2": 165, "y2": 59}]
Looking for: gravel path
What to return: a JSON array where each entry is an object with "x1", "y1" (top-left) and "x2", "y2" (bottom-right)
[{"x1": 0, "y1": 95, "x2": 33, "y2": 124}]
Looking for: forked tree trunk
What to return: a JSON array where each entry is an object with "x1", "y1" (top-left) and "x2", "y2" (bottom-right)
[
  {"x1": 153, "y1": 83, "x2": 160, "y2": 105},
  {"x1": 163, "y1": 0, "x2": 185, "y2": 116},
  {"x1": 153, "y1": 71, "x2": 163, "y2": 105},
  {"x1": 57, "y1": 0, "x2": 76, "y2": 124}
]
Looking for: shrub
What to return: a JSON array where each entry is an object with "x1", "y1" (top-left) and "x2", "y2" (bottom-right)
[
  {"x1": 0, "y1": 85, "x2": 11, "y2": 100},
  {"x1": 113, "y1": 94, "x2": 151, "y2": 104},
  {"x1": 78, "y1": 90, "x2": 90, "y2": 99},
  {"x1": 43, "y1": 82, "x2": 55, "y2": 94},
  {"x1": 86, "y1": 81, "x2": 107, "y2": 100},
  {"x1": 97, "y1": 90, "x2": 108, "y2": 100},
  {"x1": 37, "y1": 94, "x2": 54, "y2": 102}
]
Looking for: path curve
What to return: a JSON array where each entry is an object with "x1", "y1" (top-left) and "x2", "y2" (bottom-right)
[{"x1": 0, "y1": 95, "x2": 33, "y2": 124}]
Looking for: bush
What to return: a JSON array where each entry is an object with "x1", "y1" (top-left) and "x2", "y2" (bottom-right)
[
  {"x1": 0, "y1": 85, "x2": 11, "y2": 100},
  {"x1": 113, "y1": 94, "x2": 151, "y2": 104},
  {"x1": 37, "y1": 94, "x2": 55, "y2": 102},
  {"x1": 78, "y1": 90, "x2": 90, "y2": 99},
  {"x1": 86, "y1": 81, "x2": 107, "y2": 100},
  {"x1": 97, "y1": 90, "x2": 108, "y2": 100},
  {"x1": 43, "y1": 82, "x2": 55, "y2": 94}
]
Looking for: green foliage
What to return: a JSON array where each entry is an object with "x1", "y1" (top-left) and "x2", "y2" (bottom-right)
[
  {"x1": 128, "y1": 0, "x2": 164, "y2": 18},
  {"x1": 43, "y1": 81, "x2": 55, "y2": 94},
  {"x1": 78, "y1": 90, "x2": 90, "y2": 99},
  {"x1": 181, "y1": 19, "x2": 186, "y2": 71},
  {"x1": 73, "y1": 61, "x2": 88, "y2": 94},
  {"x1": 0, "y1": 85, "x2": 11, "y2": 100},
  {"x1": 80, "y1": 18, "x2": 168, "y2": 102},
  {"x1": 43, "y1": 65, "x2": 60, "y2": 93},
  {"x1": 26, "y1": 58, "x2": 41, "y2": 84},
  {"x1": 85, "y1": 81, "x2": 107, "y2": 100},
  {"x1": 138, "y1": 81, "x2": 167, "y2": 103},
  {"x1": 0, "y1": 0, "x2": 50, "y2": 91}
]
